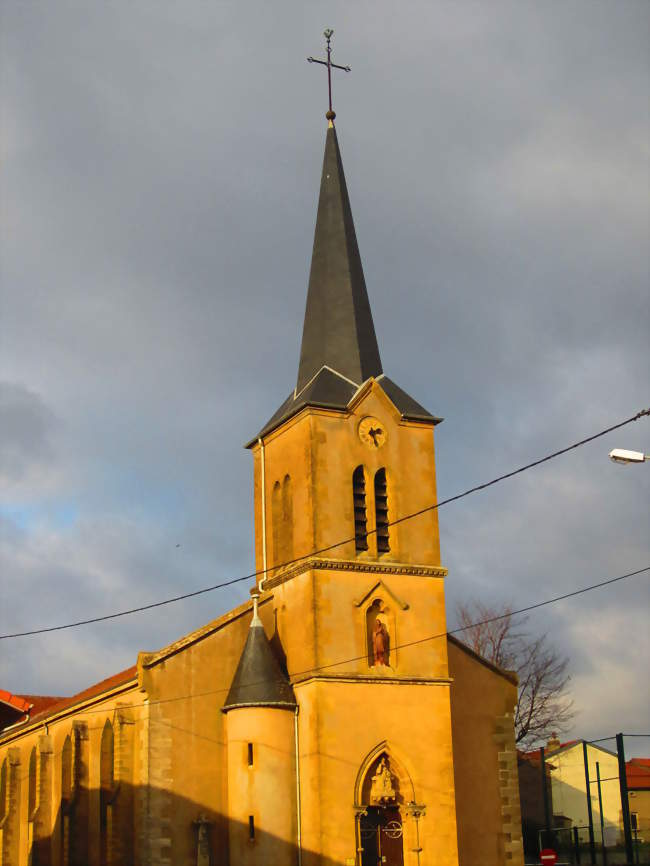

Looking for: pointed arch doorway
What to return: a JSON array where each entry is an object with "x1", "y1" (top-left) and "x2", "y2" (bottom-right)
[{"x1": 356, "y1": 746, "x2": 412, "y2": 866}]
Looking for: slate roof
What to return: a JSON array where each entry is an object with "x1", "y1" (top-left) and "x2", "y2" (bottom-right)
[
  {"x1": 222, "y1": 610, "x2": 296, "y2": 712},
  {"x1": 246, "y1": 123, "x2": 441, "y2": 447},
  {"x1": 297, "y1": 123, "x2": 382, "y2": 394}
]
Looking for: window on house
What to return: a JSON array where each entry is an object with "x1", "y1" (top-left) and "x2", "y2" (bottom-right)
[
  {"x1": 247, "y1": 743, "x2": 254, "y2": 767},
  {"x1": 249, "y1": 815, "x2": 255, "y2": 840},
  {"x1": 353, "y1": 466, "x2": 369, "y2": 552},
  {"x1": 374, "y1": 468, "x2": 390, "y2": 553}
]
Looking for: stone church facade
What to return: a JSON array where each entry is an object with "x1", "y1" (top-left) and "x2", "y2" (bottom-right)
[{"x1": 0, "y1": 120, "x2": 524, "y2": 866}]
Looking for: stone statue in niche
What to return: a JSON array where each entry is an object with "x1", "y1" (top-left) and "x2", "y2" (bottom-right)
[
  {"x1": 372, "y1": 617, "x2": 390, "y2": 666},
  {"x1": 370, "y1": 758, "x2": 396, "y2": 805},
  {"x1": 193, "y1": 814, "x2": 212, "y2": 866}
]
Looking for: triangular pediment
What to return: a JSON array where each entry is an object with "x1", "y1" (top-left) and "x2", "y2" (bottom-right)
[{"x1": 353, "y1": 579, "x2": 409, "y2": 611}]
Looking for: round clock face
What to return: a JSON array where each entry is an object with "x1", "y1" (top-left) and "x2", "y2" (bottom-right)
[{"x1": 358, "y1": 416, "x2": 387, "y2": 449}]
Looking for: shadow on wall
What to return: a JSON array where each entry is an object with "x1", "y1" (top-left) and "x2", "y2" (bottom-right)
[{"x1": 18, "y1": 783, "x2": 342, "y2": 866}]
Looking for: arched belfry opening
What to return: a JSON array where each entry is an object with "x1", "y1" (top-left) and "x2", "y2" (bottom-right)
[
  {"x1": 353, "y1": 465, "x2": 369, "y2": 552},
  {"x1": 374, "y1": 467, "x2": 390, "y2": 553},
  {"x1": 355, "y1": 745, "x2": 415, "y2": 866}
]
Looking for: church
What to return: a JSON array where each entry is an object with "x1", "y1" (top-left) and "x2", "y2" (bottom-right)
[{"x1": 0, "y1": 110, "x2": 524, "y2": 865}]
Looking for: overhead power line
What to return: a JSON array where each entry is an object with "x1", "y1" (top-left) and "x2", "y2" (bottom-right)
[
  {"x1": 1, "y1": 408, "x2": 648, "y2": 641},
  {"x1": 6, "y1": 564, "x2": 647, "y2": 719}
]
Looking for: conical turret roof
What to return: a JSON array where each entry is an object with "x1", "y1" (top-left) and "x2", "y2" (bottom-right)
[{"x1": 222, "y1": 604, "x2": 296, "y2": 712}]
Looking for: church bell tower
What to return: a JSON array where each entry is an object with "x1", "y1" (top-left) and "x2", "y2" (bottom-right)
[{"x1": 243, "y1": 106, "x2": 460, "y2": 863}]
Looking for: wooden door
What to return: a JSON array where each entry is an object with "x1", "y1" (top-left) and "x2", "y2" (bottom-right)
[{"x1": 360, "y1": 806, "x2": 404, "y2": 866}]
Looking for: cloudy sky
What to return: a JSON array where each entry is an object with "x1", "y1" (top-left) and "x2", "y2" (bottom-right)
[{"x1": 1, "y1": 3, "x2": 648, "y2": 752}]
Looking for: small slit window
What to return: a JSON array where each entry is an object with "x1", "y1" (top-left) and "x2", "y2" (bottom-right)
[
  {"x1": 247, "y1": 742, "x2": 254, "y2": 767},
  {"x1": 375, "y1": 468, "x2": 390, "y2": 553},
  {"x1": 352, "y1": 466, "x2": 369, "y2": 552},
  {"x1": 249, "y1": 815, "x2": 255, "y2": 840}
]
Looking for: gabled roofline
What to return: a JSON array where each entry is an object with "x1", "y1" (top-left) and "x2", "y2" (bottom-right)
[
  {"x1": 0, "y1": 668, "x2": 138, "y2": 745},
  {"x1": 447, "y1": 633, "x2": 519, "y2": 686},
  {"x1": 545, "y1": 739, "x2": 618, "y2": 759}
]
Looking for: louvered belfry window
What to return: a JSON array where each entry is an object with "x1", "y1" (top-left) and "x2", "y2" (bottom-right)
[
  {"x1": 353, "y1": 466, "x2": 369, "y2": 552},
  {"x1": 375, "y1": 468, "x2": 390, "y2": 553}
]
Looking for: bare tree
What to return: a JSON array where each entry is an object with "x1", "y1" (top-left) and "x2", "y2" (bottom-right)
[{"x1": 455, "y1": 601, "x2": 574, "y2": 748}]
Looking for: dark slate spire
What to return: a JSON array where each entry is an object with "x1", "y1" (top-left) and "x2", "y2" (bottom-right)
[
  {"x1": 245, "y1": 123, "x2": 442, "y2": 448},
  {"x1": 222, "y1": 598, "x2": 296, "y2": 712},
  {"x1": 296, "y1": 124, "x2": 382, "y2": 394}
]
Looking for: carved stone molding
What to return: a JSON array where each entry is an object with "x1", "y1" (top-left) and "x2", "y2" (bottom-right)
[{"x1": 264, "y1": 557, "x2": 447, "y2": 589}]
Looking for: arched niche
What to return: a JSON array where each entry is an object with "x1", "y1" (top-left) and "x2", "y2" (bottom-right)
[
  {"x1": 354, "y1": 742, "x2": 415, "y2": 809},
  {"x1": 365, "y1": 597, "x2": 396, "y2": 668}
]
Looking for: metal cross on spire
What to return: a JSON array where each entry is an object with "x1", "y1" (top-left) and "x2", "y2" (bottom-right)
[{"x1": 307, "y1": 29, "x2": 351, "y2": 123}]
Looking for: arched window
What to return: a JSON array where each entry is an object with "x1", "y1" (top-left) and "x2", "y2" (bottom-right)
[
  {"x1": 61, "y1": 735, "x2": 73, "y2": 805},
  {"x1": 272, "y1": 480, "x2": 282, "y2": 566},
  {"x1": 28, "y1": 746, "x2": 38, "y2": 819},
  {"x1": 100, "y1": 720, "x2": 114, "y2": 866},
  {"x1": 0, "y1": 757, "x2": 7, "y2": 824},
  {"x1": 374, "y1": 469, "x2": 390, "y2": 553},
  {"x1": 272, "y1": 475, "x2": 293, "y2": 568},
  {"x1": 353, "y1": 466, "x2": 369, "y2": 552},
  {"x1": 60, "y1": 735, "x2": 73, "y2": 865},
  {"x1": 281, "y1": 474, "x2": 293, "y2": 563}
]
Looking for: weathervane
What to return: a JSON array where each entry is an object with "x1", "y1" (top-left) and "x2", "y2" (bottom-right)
[{"x1": 307, "y1": 29, "x2": 350, "y2": 123}]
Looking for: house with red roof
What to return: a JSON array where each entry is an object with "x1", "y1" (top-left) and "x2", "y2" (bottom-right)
[{"x1": 626, "y1": 758, "x2": 650, "y2": 839}]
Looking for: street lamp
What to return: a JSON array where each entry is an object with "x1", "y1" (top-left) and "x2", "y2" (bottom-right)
[{"x1": 609, "y1": 448, "x2": 649, "y2": 465}]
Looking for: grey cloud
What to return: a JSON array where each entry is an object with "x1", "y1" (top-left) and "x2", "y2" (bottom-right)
[
  {"x1": 1, "y1": 2, "x2": 648, "y2": 742},
  {"x1": 0, "y1": 382, "x2": 58, "y2": 485}
]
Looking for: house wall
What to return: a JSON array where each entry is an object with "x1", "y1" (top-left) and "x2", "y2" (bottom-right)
[
  {"x1": 548, "y1": 744, "x2": 621, "y2": 847},
  {"x1": 447, "y1": 637, "x2": 523, "y2": 866},
  {"x1": 628, "y1": 789, "x2": 650, "y2": 837},
  {"x1": 0, "y1": 682, "x2": 143, "y2": 866}
]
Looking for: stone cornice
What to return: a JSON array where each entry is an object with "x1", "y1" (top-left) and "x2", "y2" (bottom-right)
[
  {"x1": 292, "y1": 674, "x2": 453, "y2": 687},
  {"x1": 263, "y1": 557, "x2": 447, "y2": 590}
]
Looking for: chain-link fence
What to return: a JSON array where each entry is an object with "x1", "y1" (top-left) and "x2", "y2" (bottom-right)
[
  {"x1": 523, "y1": 733, "x2": 650, "y2": 866},
  {"x1": 534, "y1": 826, "x2": 650, "y2": 865}
]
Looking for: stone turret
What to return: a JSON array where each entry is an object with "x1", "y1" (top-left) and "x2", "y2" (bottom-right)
[{"x1": 222, "y1": 596, "x2": 297, "y2": 863}]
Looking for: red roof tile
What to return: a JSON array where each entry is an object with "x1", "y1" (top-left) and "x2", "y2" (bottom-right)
[
  {"x1": 1, "y1": 665, "x2": 138, "y2": 734},
  {"x1": 0, "y1": 690, "x2": 32, "y2": 714},
  {"x1": 627, "y1": 759, "x2": 650, "y2": 789},
  {"x1": 31, "y1": 665, "x2": 138, "y2": 722}
]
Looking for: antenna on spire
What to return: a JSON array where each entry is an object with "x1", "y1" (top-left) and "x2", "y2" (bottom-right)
[{"x1": 307, "y1": 29, "x2": 351, "y2": 124}]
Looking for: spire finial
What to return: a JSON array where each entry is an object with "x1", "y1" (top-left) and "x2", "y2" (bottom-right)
[
  {"x1": 307, "y1": 29, "x2": 351, "y2": 123},
  {"x1": 250, "y1": 590, "x2": 262, "y2": 627}
]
